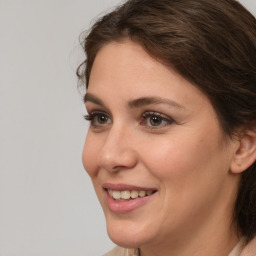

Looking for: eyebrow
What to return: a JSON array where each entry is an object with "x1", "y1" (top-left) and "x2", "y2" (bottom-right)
[
  {"x1": 84, "y1": 93, "x2": 185, "y2": 110},
  {"x1": 84, "y1": 93, "x2": 106, "y2": 107},
  {"x1": 128, "y1": 96, "x2": 185, "y2": 109}
]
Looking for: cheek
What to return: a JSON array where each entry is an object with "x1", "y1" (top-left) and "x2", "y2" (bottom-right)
[
  {"x1": 142, "y1": 132, "x2": 230, "y2": 219},
  {"x1": 142, "y1": 130, "x2": 224, "y2": 185}
]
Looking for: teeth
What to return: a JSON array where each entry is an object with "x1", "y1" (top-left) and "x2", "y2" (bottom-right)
[
  {"x1": 121, "y1": 190, "x2": 131, "y2": 199},
  {"x1": 109, "y1": 189, "x2": 113, "y2": 197},
  {"x1": 139, "y1": 190, "x2": 146, "y2": 197},
  {"x1": 112, "y1": 191, "x2": 121, "y2": 200},
  {"x1": 146, "y1": 190, "x2": 153, "y2": 196},
  {"x1": 131, "y1": 190, "x2": 139, "y2": 199},
  {"x1": 108, "y1": 189, "x2": 154, "y2": 200}
]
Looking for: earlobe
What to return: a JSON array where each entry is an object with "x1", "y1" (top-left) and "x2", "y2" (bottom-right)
[{"x1": 230, "y1": 129, "x2": 256, "y2": 174}]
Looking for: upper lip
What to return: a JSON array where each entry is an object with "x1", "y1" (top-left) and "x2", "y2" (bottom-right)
[{"x1": 103, "y1": 183, "x2": 157, "y2": 191}]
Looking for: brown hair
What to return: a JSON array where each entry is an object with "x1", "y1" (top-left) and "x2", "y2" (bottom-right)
[{"x1": 77, "y1": 0, "x2": 256, "y2": 241}]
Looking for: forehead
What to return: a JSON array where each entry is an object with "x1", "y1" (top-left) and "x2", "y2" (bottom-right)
[
  {"x1": 88, "y1": 41, "x2": 211, "y2": 110},
  {"x1": 89, "y1": 40, "x2": 165, "y2": 87}
]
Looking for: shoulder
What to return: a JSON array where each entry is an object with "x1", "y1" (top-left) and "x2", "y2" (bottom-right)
[
  {"x1": 103, "y1": 246, "x2": 139, "y2": 256},
  {"x1": 240, "y1": 237, "x2": 256, "y2": 256}
]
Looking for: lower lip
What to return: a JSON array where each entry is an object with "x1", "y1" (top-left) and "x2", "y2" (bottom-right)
[{"x1": 105, "y1": 191, "x2": 156, "y2": 213}]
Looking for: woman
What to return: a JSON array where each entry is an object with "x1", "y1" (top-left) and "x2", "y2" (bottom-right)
[{"x1": 77, "y1": 0, "x2": 256, "y2": 255}]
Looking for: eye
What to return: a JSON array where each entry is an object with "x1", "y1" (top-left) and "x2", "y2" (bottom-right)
[
  {"x1": 141, "y1": 111, "x2": 174, "y2": 128},
  {"x1": 84, "y1": 111, "x2": 111, "y2": 127}
]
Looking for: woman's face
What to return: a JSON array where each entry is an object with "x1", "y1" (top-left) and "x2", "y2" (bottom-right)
[{"x1": 83, "y1": 41, "x2": 240, "y2": 250}]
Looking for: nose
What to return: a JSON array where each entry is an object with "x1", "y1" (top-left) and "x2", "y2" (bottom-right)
[{"x1": 97, "y1": 126, "x2": 138, "y2": 172}]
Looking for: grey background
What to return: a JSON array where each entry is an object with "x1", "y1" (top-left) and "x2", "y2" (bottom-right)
[{"x1": 0, "y1": 0, "x2": 255, "y2": 255}]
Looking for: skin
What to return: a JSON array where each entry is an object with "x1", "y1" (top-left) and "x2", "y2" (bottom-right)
[{"x1": 82, "y1": 40, "x2": 242, "y2": 256}]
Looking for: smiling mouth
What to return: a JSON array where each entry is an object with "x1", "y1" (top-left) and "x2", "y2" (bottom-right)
[{"x1": 107, "y1": 189, "x2": 157, "y2": 201}]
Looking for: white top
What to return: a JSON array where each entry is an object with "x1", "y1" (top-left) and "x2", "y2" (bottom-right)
[{"x1": 228, "y1": 239, "x2": 244, "y2": 256}]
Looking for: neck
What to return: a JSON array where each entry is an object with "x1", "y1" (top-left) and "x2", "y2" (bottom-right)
[
  {"x1": 140, "y1": 227, "x2": 239, "y2": 256},
  {"x1": 140, "y1": 191, "x2": 240, "y2": 256},
  {"x1": 139, "y1": 173, "x2": 242, "y2": 256}
]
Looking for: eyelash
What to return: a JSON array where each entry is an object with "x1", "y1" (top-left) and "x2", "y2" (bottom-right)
[
  {"x1": 84, "y1": 111, "x2": 174, "y2": 129},
  {"x1": 141, "y1": 111, "x2": 174, "y2": 129},
  {"x1": 84, "y1": 111, "x2": 111, "y2": 127}
]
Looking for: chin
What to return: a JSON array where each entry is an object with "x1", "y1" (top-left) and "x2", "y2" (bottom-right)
[{"x1": 105, "y1": 217, "x2": 156, "y2": 249}]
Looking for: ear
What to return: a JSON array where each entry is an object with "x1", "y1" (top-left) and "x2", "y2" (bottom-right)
[{"x1": 230, "y1": 129, "x2": 256, "y2": 174}]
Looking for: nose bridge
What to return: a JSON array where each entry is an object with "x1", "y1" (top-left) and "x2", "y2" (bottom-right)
[{"x1": 97, "y1": 123, "x2": 137, "y2": 171}]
